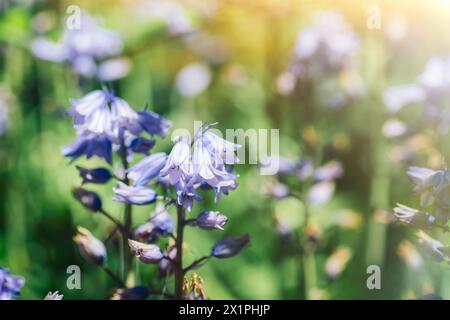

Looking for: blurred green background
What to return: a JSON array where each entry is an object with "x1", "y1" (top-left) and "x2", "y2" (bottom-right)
[{"x1": 1, "y1": 0, "x2": 450, "y2": 300}]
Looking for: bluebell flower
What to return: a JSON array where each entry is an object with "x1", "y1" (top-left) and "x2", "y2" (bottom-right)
[
  {"x1": 133, "y1": 222, "x2": 160, "y2": 243},
  {"x1": 72, "y1": 188, "x2": 102, "y2": 212},
  {"x1": 201, "y1": 131, "x2": 241, "y2": 165},
  {"x1": 113, "y1": 182, "x2": 156, "y2": 205},
  {"x1": 62, "y1": 133, "x2": 112, "y2": 163},
  {"x1": 158, "y1": 126, "x2": 241, "y2": 210},
  {"x1": 150, "y1": 204, "x2": 174, "y2": 236},
  {"x1": 76, "y1": 166, "x2": 112, "y2": 184},
  {"x1": 73, "y1": 227, "x2": 107, "y2": 266},
  {"x1": 159, "y1": 137, "x2": 192, "y2": 185},
  {"x1": 128, "y1": 239, "x2": 164, "y2": 264},
  {"x1": 134, "y1": 204, "x2": 174, "y2": 242},
  {"x1": 128, "y1": 152, "x2": 168, "y2": 186},
  {"x1": 196, "y1": 211, "x2": 228, "y2": 230},
  {"x1": 0, "y1": 268, "x2": 25, "y2": 300},
  {"x1": 175, "y1": 176, "x2": 202, "y2": 211},
  {"x1": 192, "y1": 138, "x2": 238, "y2": 189},
  {"x1": 128, "y1": 137, "x2": 156, "y2": 155},
  {"x1": 69, "y1": 89, "x2": 139, "y2": 141},
  {"x1": 211, "y1": 234, "x2": 250, "y2": 258},
  {"x1": 393, "y1": 204, "x2": 436, "y2": 229},
  {"x1": 136, "y1": 110, "x2": 172, "y2": 137}
]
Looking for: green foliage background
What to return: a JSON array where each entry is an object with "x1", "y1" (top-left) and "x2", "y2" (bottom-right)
[{"x1": 1, "y1": 0, "x2": 450, "y2": 299}]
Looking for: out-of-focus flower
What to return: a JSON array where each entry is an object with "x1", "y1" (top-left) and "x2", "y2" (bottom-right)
[
  {"x1": 416, "y1": 230, "x2": 449, "y2": 262},
  {"x1": 383, "y1": 85, "x2": 425, "y2": 113},
  {"x1": 134, "y1": 222, "x2": 160, "y2": 243},
  {"x1": 98, "y1": 58, "x2": 131, "y2": 82},
  {"x1": 134, "y1": 0, "x2": 192, "y2": 35},
  {"x1": 0, "y1": 268, "x2": 25, "y2": 300},
  {"x1": 333, "y1": 210, "x2": 362, "y2": 229},
  {"x1": 133, "y1": 203, "x2": 174, "y2": 242},
  {"x1": 383, "y1": 56, "x2": 450, "y2": 133},
  {"x1": 44, "y1": 291, "x2": 64, "y2": 300},
  {"x1": 290, "y1": 11, "x2": 359, "y2": 80},
  {"x1": 195, "y1": 211, "x2": 228, "y2": 230},
  {"x1": 398, "y1": 240, "x2": 422, "y2": 270},
  {"x1": 32, "y1": 14, "x2": 124, "y2": 78},
  {"x1": 314, "y1": 160, "x2": 343, "y2": 182},
  {"x1": 150, "y1": 204, "x2": 174, "y2": 236},
  {"x1": 128, "y1": 239, "x2": 164, "y2": 264},
  {"x1": 159, "y1": 246, "x2": 177, "y2": 277},
  {"x1": 73, "y1": 227, "x2": 107, "y2": 266},
  {"x1": 72, "y1": 188, "x2": 102, "y2": 212},
  {"x1": 393, "y1": 204, "x2": 436, "y2": 229},
  {"x1": 76, "y1": 166, "x2": 112, "y2": 184},
  {"x1": 325, "y1": 247, "x2": 352, "y2": 279},
  {"x1": 128, "y1": 152, "x2": 167, "y2": 186},
  {"x1": 264, "y1": 180, "x2": 290, "y2": 199},
  {"x1": 211, "y1": 234, "x2": 250, "y2": 258},
  {"x1": 406, "y1": 166, "x2": 450, "y2": 222},
  {"x1": 307, "y1": 181, "x2": 335, "y2": 206},
  {"x1": 382, "y1": 118, "x2": 408, "y2": 138},
  {"x1": 113, "y1": 182, "x2": 156, "y2": 205},
  {"x1": 175, "y1": 62, "x2": 211, "y2": 97},
  {"x1": 111, "y1": 286, "x2": 150, "y2": 300},
  {"x1": 385, "y1": 16, "x2": 408, "y2": 42},
  {"x1": 276, "y1": 71, "x2": 296, "y2": 96}
]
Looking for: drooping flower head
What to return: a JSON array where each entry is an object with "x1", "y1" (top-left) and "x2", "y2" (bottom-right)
[
  {"x1": 156, "y1": 124, "x2": 241, "y2": 210},
  {"x1": 73, "y1": 226, "x2": 107, "y2": 266},
  {"x1": 63, "y1": 89, "x2": 171, "y2": 163}
]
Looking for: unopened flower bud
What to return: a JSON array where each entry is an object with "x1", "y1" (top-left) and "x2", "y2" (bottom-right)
[
  {"x1": 72, "y1": 188, "x2": 102, "y2": 212},
  {"x1": 76, "y1": 166, "x2": 112, "y2": 184},
  {"x1": 196, "y1": 211, "x2": 228, "y2": 230},
  {"x1": 211, "y1": 234, "x2": 250, "y2": 258},
  {"x1": 73, "y1": 226, "x2": 107, "y2": 266},
  {"x1": 128, "y1": 239, "x2": 163, "y2": 264}
]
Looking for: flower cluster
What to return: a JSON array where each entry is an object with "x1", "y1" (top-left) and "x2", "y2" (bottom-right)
[
  {"x1": 279, "y1": 11, "x2": 363, "y2": 109},
  {"x1": 384, "y1": 55, "x2": 450, "y2": 134},
  {"x1": 393, "y1": 165, "x2": 450, "y2": 264},
  {"x1": 290, "y1": 11, "x2": 360, "y2": 80},
  {"x1": 62, "y1": 89, "x2": 171, "y2": 164},
  {"x1": 0, "y1": 268, "x2": 25, "y2": 300},
  {"x1": 32, "y1": 15, "x2": 128, "y2": 80},
  {"x1": 62, "y1": 86, "x2": 248, "y2": 299}
]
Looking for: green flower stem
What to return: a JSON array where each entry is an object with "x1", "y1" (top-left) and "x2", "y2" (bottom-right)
[
  {"x1": 120, "y1": 138, "x2": 134, "y2": 287},
  {"x1": 174, "y1": 204, "x2": 186, "y2": 299}
]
